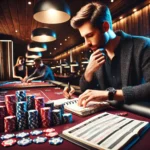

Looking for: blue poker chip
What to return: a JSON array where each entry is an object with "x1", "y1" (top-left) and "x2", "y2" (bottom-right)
[
  {"x1": 17, "y1": 138, "x2": 32, "y2": 146},
  {"x1": 30, "y1": 130, "x2": 43, "y2": 136},
  {"x1": 1, "y1": 134, "x2": 15, "y2": 140},
  {"x1": 48, "y1": 137, "x2": 63, "y2": 145},
  {"x1": 33, "y1": 136, "x2": 47, "y2": 144},
  {"x1": 16, "y1": 132, "x2": 29, "y2": 138}
]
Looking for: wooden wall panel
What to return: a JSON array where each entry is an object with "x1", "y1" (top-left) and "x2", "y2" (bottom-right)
[{"x1": 113, "y1": 4, "x2": 150, "y2": 37}]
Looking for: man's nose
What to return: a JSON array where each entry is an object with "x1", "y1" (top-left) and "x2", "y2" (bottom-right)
[{"x1": 85, "y1": 39, "x2": 91, "y2": 46}]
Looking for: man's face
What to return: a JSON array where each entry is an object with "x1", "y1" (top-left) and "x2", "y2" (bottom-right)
[
  {"x1": 78, "y1": 21, "x2": 108, "y2": 51},
  {"x1": 34, "y1": 61, "x2": 40, "y2": 68}
]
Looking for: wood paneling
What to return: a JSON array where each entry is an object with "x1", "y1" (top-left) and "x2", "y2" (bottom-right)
[{"x1": 0, "y1": 0, "x2": 148, "y2": 58}]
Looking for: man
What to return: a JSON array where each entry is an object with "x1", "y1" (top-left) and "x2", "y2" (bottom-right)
[
  {"x1": 64, "y1": 2, "x2": 150, "y2": 107},
  {"x1": 25, "y1": 58, "x2": 55, "y2": 82}
]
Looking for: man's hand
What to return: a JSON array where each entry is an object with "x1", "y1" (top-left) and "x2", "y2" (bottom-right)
[
  {"x1": 63, "y1": 86, "x2": 75, "y2": 99},
  {"x1": 84, "y1": 49, "x2": 105, "y2": 82},
  {"x1": 78, "y1": 89, "x2": 108, "y2": 107},
  {"x1": 22, "y1": 76, "x2": 28, "y2": 82},
  {"x1": 19, "y1": 77, "x2": 23, "y2": 82},
  {"x1": 27, "y1": 78, "x2": 32, "y2": 83}
]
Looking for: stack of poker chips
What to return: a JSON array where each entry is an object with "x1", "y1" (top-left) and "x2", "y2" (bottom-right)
[
  {"x1": 26, "y1": 95, "x2": 35, "y2": 110},
  {"x1": 5, "y1": 95, "x2": 16, "y2": 115},
  {"x1": 45, "y1": 101, "x2": 54, "y2": 110},
  {"x1": 51, "y1": 109, "x2": 62, "y2": 125},
  {"x1": 55, "y1": 103, "x2": 64, "y2": 115},
  {"x1": 62, "y1": 113, "x2": 73, "y2": 123},
  {"x1": 40, "y1": 107, "x2": 51, "y2": 128},
  {"x1": 16, "y1": 90, "x2": 26, "y2": 102},
  {"x1": 28, "y1": 110, "x2": 39, "y2": 129},
  {"x1": 35, "y1": 97, "x2": 45, "y2": 111},
  {"x1": 0, "y1": 106, "x2": 7, "y2": 132},
  {"x1": 4, "y1": 116, "x2": 16, "y2": 133},
  {"x1": 16, "y1": 101, "x2": 27, "y2": 130}
]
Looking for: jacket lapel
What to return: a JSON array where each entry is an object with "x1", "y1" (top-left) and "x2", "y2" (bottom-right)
[{"x1": 120, "y1": 32, "x2": 133, "y2": 86}]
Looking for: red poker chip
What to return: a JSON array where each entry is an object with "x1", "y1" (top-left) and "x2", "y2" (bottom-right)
[
  {"x1": 43, "y1": 128, "x2": 55, "y2": 133},
  {"x1": 45, "y1": 132, "x2": 58, "y2": 137},
  {"x1": 1, "y1": 138, "x2": 17, "y2": 147},
  {"x1": 116, "y1": 112, "x2": 128, "y2": 116}
]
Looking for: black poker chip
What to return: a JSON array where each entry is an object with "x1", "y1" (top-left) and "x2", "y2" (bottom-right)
[
  {"x1": 1, "y1": 134, "x2": 15, "y2": 140},
  {"x1": 30, "y1": 130, "x2": 43, "y2": 136},
  {"x1": 33, "y1": 136, "x2": 47, "y2": 144},
  {"x1": 48, "y1": 137, "x2": 63, "y2": 145},
  {"x1": 17, "y1": 138, "x2": 32, "y2": 146},
  {"x1": 16, "y1": 132, "x2": 29, "y2": 138}
]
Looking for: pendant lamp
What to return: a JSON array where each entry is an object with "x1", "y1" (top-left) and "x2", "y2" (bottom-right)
[
  {"x1": 31, "y1": 28, "x2": 57, "y2": 42},
  {"x1": 26, "y1": 52, "x2": 42, "y2": 59},
  {"x1": 27, "y1": 42, "x2": 47, "y2": 52},
  {"x1": 33, "y1": 0, "x2": 71, "y2": 24}
]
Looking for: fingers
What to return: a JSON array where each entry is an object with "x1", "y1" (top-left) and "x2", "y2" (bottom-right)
[{"x1": 63, "y1": 86, "x2": 75, "y2": 99}]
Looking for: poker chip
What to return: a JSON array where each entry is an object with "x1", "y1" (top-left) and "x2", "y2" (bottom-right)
[
  {"x1": 33, "y1": 136, "x2": 47, "y2": 144},
  {"x1": 48, "y1": 137, "x2": 63, "y2": 145},
  {"x1": 1, "y1": 138, "x2": 17, "y2": 147},
  {"x1": 16, "y1": 132, "x2": 29, "y2": 138},
  {"x1": 116, "y1": 112, "x2": 128, "y2": 116},
  {"x1": 1, "y1": 133, "x2": 15, "y2": 140},
  {"x1": 17, "y1": 138, "x2": 32, "y2": 146},
  {"x1": 43, "y1": 128, "x2": 55, "y2": 133},
  {"x1": 30, "y1": 130, "x2": 43, "y2": 136},
  {"x1": 45, "y1": 132, "x2": 58, "y2": 137}
]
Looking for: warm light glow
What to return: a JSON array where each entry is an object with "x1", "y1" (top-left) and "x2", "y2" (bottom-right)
[
  {"x1": 111, "y1": 0, "x2": 114, "y2": 2},
  {"x1": 133, "y1": 8, "x2": 137, "y2": 12},
  {"x1": 68, "y1": 36, "x2": 70, "y2": 39},
  {"x1": 50, "y1": 52, "x2": 52, "y2": 54},
  {"x1": 15, "y1": 30, "x2": 18, "y2": 32},
  {"x1": 28, "y1": 1, "x2": 32, "y2": 5},
  {"x1": 48, "y1": 9, "x2": 57, "y2": 14},
  {"x1": 65, "y1": 39, "x2": 67, "y2": 41},
  {"x1": 54, "y1": 48, "x2": 57, "y2": 50},
  {"x1": 60, "y1": 43, "x2": 62, "y2": 45},
  {"x1": 119, "y1": 16, "x2": 123, "y2": 19}
]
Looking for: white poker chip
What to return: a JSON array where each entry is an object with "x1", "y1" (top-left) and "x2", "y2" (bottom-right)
[
  {"x1": 17, "y1": 138, "x2": 32, "y2": 146},
  {"x1": 16, "y1": 132, "x2": 29, "y2": 138},
  {"x1": 48, "y1": 137, "x2": 63, "y2": 145},
  {"x1": 30, "y1": 130, "x2": 43, "y2": 136},
  {"x1": 33, "y1": 136, "x2": 47, "y2": 144},
  {"x1": 1, "y1": 134, "x2": 15, "y2": 140}
]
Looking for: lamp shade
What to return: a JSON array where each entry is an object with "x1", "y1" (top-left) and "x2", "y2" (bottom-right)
[
  {"x1": 26, "y1": 59, "x2": 34, "y2": 63},
  {"x1": 31, "y1": 28, "x2": 57, "y2": 42},
  {"x1": 27, "y1": 42, "x2": 47, "y2": 52},
  {"x1": 33, "y1": 0, "x2": 71, "y2": 24},
  {"x1": 26, "y1": 52, "x2": 42, "y2": 59}
]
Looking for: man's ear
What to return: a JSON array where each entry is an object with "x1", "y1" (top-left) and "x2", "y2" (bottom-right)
[{"x1": 102, "y1": 21, "x2": 109, "y2": 32}]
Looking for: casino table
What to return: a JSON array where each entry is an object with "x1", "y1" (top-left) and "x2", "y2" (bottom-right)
[
  {"x1": 0, "y1": 82, "x2": 150, "y2": 150},
  {"x1": 0, "y1": 80, "x2": 55, "y2": 91}
]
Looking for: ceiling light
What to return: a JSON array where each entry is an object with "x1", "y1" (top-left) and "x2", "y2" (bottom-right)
[
  {"x1": 33, "y1": 0, "x2": 71, "y2": 24},
  {"x1": 28, "y1": 1, "x2": 32, "y2": 5},
  {"x1": 119, "y1": 16, "x2": 123, "y2": 19},
  {"x1": 31, "y1": 28, "x2": 57, "y2": 42},
  {"x1": 133, "y1": 8, "x2": 137, "y2": 12},
  {"x1": 15, "y1": 30, "x2": 18, "y2": 32},
  {"x1": 27, "y1": 42, "x2": 47, "y2": 52},
  {"x1": 26, "y1": 52, "x2": 42, "y2": 58}
]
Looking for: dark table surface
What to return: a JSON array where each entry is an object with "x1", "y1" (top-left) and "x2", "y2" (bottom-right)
[{"x1": 0, "y1": 82, "x2": 150, "y2": 150}]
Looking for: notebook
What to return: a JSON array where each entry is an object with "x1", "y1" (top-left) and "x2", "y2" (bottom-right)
[
  {"x1": 61, "y1": 112, "x2": 150, "y2": 150},
  {"x1": 52, "y1": 98, "x2": 109, "y2": 117}
]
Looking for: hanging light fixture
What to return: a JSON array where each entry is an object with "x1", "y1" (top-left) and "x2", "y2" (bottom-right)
[
  {"x1": 31, "y1": 28, "x2": 57, "y2": 42},
  {"x1": 26, "y1": 59, "x2": 34, "y2": 63},
  {"x1": 27, "y1": 42, "x2": 47, "y2": 52},
  {"x1": 26, "y1": 52, "x2": 42, "y2": 59},
  {"x1": 33, "y1": 0, "x2": 71, "y2": 24}
]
